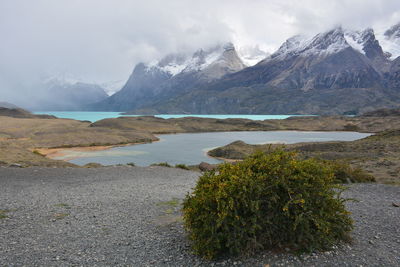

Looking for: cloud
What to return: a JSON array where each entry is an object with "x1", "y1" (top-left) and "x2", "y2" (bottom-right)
[{"x1": 0, "y1": 0, "x2": 399, "y2": 105}]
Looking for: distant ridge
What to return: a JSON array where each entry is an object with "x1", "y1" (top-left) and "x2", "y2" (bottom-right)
[
  {"x1": 0, "y1": 102, "x2": 18, "y2": 109},
  {"x1": 0, "y1": 107, "x2": 56, "y2": 119},
  {"x1": 361, "y1": 108, "x2": 400, "y2": 117},
  {"x1": 23, "y1": 79, "x2": 109, "y2": 111}
]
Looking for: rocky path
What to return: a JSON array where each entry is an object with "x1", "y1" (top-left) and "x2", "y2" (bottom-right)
[{"x1": 0, "y1": 167, "x2": 399, "y2": 266}]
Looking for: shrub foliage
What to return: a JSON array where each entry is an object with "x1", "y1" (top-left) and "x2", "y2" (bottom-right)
[
  {"x1": 175, "y1": 164, "x2": 190, "y2": 170},
  {"x1": 183, "y1": 150, "x2": 353, "y2": 259}
]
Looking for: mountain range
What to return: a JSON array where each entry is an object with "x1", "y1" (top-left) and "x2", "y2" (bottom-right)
[
  {"x1": 89, "y1": 23, "x2": 400, "y2": 114},
  {"x1": 25, "y1": 78, "x2": 108, "y2": 111}
]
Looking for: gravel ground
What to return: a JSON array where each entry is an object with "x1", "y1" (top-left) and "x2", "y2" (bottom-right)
[{"x1": 0, "y1": 166, "x2": 399, "y2": 266}]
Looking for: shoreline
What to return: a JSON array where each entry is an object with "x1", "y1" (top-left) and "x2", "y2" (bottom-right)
[
  {"x1": 38, "y1": 142, "x2": 241, "y2": 164},
  {"x1": 34, "y1": 139, "x2": 160, "y2": 161},
  {"x1": 35, "y1": 130, "x2": 369, "y2": 163}
]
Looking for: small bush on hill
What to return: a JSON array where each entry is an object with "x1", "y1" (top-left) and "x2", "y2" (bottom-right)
[
  {"x1": 175, "y1": 164, "x2": 190, "y2": 170},
  {"x1": 325, "y1": 160, "x2": 375, "y2": 183},
  {"x1": 151, "y1": 162, "x2": 172, "y2": 167},
  {"x1": 183, "y1": 150, "x2": 353, "y2": 259}
]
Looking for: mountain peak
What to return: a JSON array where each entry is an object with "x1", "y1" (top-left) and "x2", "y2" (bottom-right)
[
  {"x1": 345, "y1": 27, "x2": 389, "y2": 70},
  {"x1": 144, "y1": 43, "x2": 244, "y2": 77},
  {"x1": 304, "y1": 27, "x2": 347, "y2": 53},
  {"x1": 199, "y1": 43, "x2": 246, "y2": 79},
  {"x1": 344, "y1": 28, "x2": 378, "y2": 56},
  {"x1": 223, "y1": 42, "x2": 235, "y2": 51},
  {"x1": 271, "y1": 27, "x2": 350, "y2": 60}
]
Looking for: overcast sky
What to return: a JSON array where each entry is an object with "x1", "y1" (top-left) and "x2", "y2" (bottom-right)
[{"x1": 1, "y1": 0, "x2": 400, "y2": 99}]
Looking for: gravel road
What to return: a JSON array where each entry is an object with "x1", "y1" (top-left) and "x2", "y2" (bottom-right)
[{"x1": 0, "y1": 166, "x2": 399, "y2": 266}]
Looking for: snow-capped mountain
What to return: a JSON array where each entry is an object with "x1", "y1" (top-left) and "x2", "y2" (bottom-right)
[
  {"x1": 26, "y1": 77, "x2": 108, "y2": 111},
  {"x1": 90, "y1": 23, "x2": 400, "y2": 115},
  {"x1": 269, "y1": 27, "x2": 352, "y2": 60},
  {"x1": 245, "y1": 27, "x2": 383, "y2": 91},
  {"x1": 91, "y1": 43, "x2": 246, "y2": 111},
  {"x1": 132, "y1": 26, "x2": 400, "y2": 115},
  {"x1": 268, "y1": 27, "x2": 387, "y2": 68},
  {"x1": 145, "y1": 43, "x2": 245, "y2": 78}
]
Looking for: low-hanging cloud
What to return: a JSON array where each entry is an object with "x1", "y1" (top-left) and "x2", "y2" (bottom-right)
[{"x1": 1, "y1": 0, "x2": 400, "y2": 106}]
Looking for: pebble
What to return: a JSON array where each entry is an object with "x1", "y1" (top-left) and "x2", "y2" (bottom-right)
[{"x1": 0, "y1": 167, "x2": 399, "y2": 266}]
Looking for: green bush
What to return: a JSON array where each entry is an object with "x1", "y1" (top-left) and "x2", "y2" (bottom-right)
[
  {"x1": 175, "y1": 164, "x2": 190, "y2": 170},
  {"x1": 151, "y1": 162, "x2": 172, "y2": 167},
  {"x1": 325, "y1": 160, "x2": 375, "y2": 183},
  {"x1": 183, "y1": 150, "x2": 353, "y2": 259}
]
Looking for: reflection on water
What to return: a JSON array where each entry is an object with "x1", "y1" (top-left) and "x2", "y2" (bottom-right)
[{"x1": 62, "y1": 131, "x2": 371, "y2": 167}]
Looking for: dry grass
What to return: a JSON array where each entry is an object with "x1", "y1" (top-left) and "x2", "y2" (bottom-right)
[
  {"x1": 92, "y1": 115, "x2": 400, "y2": 134},
  {"x1": 0, "y1": 116, "x2": 157, "y2": 167},
  {"x1": 2, "y1": 114, "x2": 400, "y2": 172}
]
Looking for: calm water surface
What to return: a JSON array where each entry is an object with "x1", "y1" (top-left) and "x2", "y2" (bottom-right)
[
  {"x1": 33, "y1": 111, "x2": 309, "y2": 122},
  {"x1": 55, "y1": 131, "x2": 370, "y2": 166}
]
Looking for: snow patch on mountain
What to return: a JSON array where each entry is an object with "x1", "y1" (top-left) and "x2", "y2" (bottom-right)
[
  {"x1": 144, "y1": 43, "x2": 243, "y2": 77},
  {"x1": 100, "y1": 80, "x2": 126, "y2": 95},
  {"x1": 42, "y1": 75, "x2": 81, "y2": 87},
  {"x1": 160, "y1": 64, "x2": 186, "y2": 76},
  {"x1": 238, "y1": 45, "x2": 270, "y2": 66},
  {"x1": 271, "y1": 27, "x2": 392, "y2": 61},
  {"x1": 145, "y1": 55, "x2": 185, "y2": 76},
  {"x1": 344, "y1": 30, "x2": 366, "y2": 55},
  {"x1": 182, "y1": 48, "x2": 222, "y2": 73},
  {"x1": 376, "y1": 23, "x2": 400, "y2": 60},
  {"x1": 379, "y1": 38, "x2": 400, "y2": 60},
  {"x1": 272, "y1": 35, "x2": 308, "y2": 59},
  {"x1": 271, "y1": 28, "x2": 353, "y2": 60}
]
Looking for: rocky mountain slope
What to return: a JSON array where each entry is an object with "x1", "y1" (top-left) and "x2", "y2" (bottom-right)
[
  {"x1": 91, "y1": 43, "x2": 246, "y2": 112},
  {"x1": 93, "y1": 24, "x2": 400, "y2": 115}
]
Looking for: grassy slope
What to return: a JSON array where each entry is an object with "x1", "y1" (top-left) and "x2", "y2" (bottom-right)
[
  {"x1": 2, "y1": 114, "x2": 400, "y2": 173},
  {"x1": 92, "y1": 115, "x2": 400, "y2": 133},
  {"x1": 0, "y1": 116, "x2": 157, "y2": 167}
]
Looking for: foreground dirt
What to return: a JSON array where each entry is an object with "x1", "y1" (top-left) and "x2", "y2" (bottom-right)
[{"x1": 0, "y1": 167, "x2": 398, "y2": 266}]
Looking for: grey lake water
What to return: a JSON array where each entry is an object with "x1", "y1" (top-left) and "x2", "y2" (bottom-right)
[{"x1": 55, "y1": 131, "x2": 371, "y2": 166}]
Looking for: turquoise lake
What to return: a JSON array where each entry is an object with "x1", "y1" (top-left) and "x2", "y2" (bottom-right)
[
  {"x1": 54, "y1": 131, "x2": 371, "y2": 167},
  {"x1": 33, "y1": 111, "x2": 308, "y2": 122}
]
